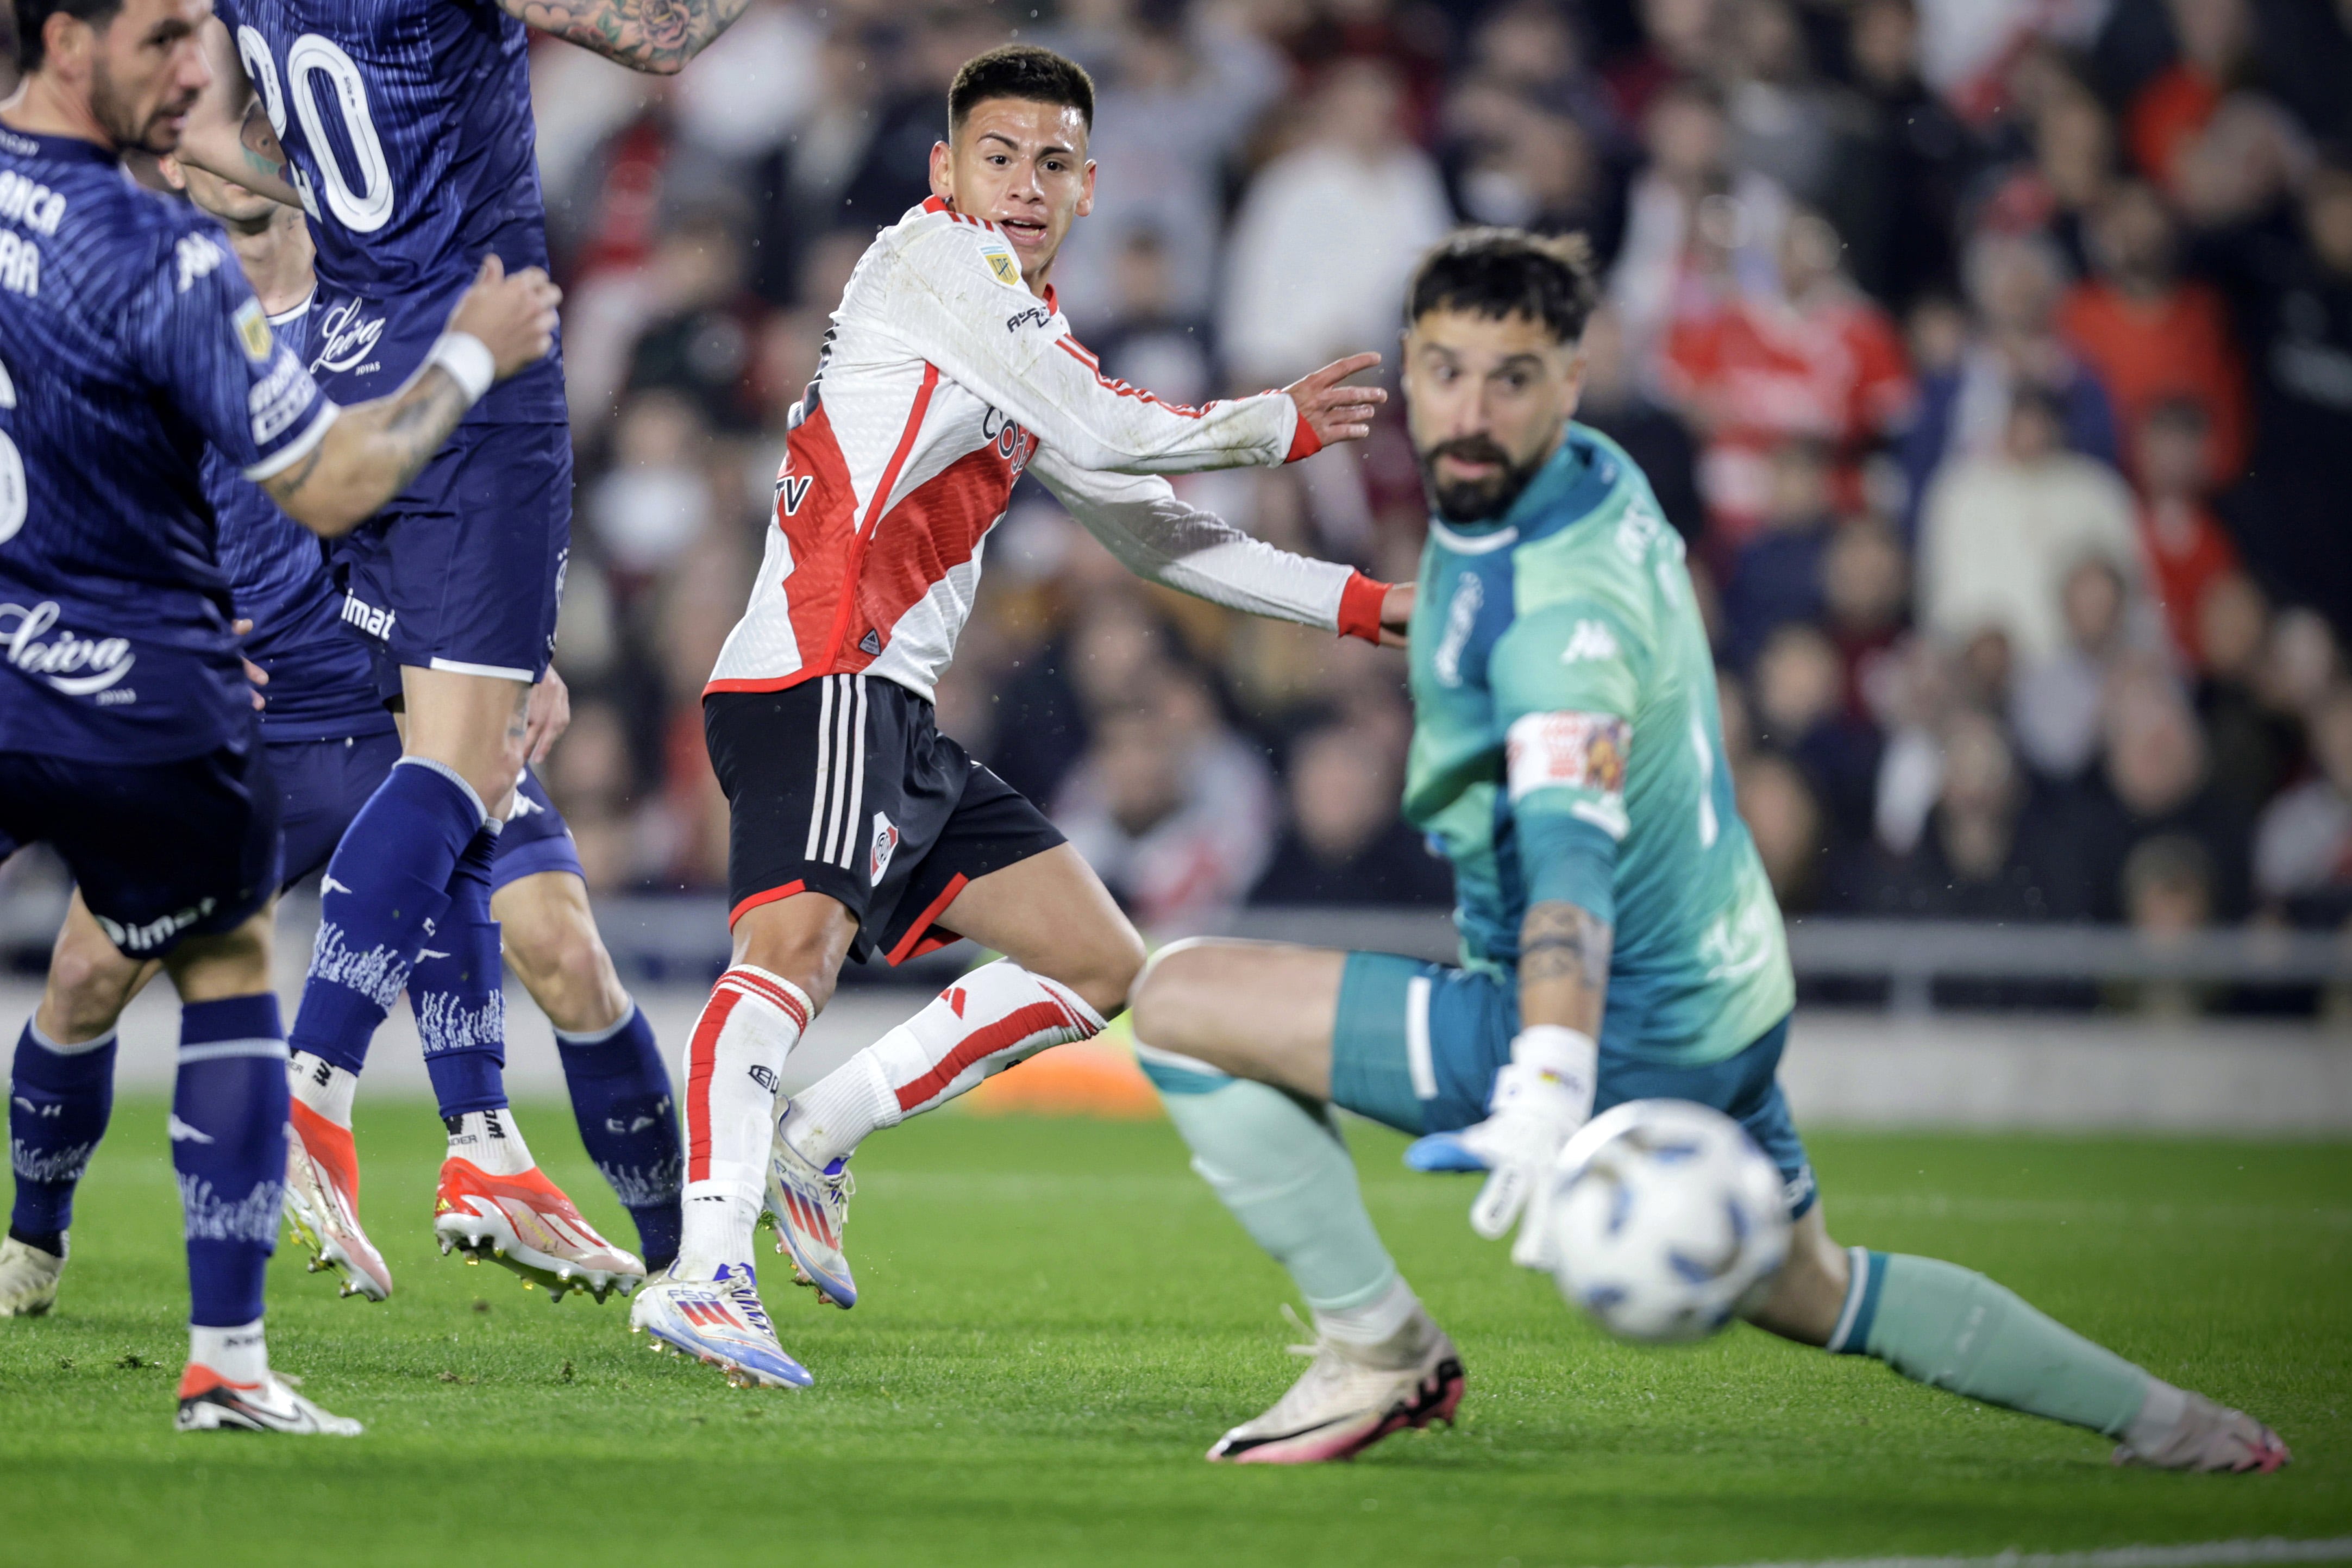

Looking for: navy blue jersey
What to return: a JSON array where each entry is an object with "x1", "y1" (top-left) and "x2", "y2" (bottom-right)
[
  {"x1": 0, "y1": 124, "x2": 334, "y2": 764},
  {"x1": 215, "y1": 0, "x2": 565, "y2": 425},
  {"x1": 209, "y1": 296, "x2": 392, "y2": 743}
]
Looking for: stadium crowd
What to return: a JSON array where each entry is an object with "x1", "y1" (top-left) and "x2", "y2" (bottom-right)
[{"x1": 14, "y1": 0, "x2": 2352, "y2": 946}]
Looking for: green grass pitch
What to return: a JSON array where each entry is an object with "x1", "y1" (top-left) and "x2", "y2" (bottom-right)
[{"x1": 1, "y1": 1097, "x2": 2344, "y2": 1567}]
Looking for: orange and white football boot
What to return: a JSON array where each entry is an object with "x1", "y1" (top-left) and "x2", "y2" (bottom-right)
[
  {"x1": 283, "y1": 1101, "x2": 393, "y2": 1302},
  {"x1": 432, "y1": 1157, "x2": 644, "y2": 1302}
]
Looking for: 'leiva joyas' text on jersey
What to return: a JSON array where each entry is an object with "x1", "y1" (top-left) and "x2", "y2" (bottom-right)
[
  {"x1": 0, "y1": 124, "x2": 334, "y2": 763},
  {"x1": 706, "y1": 197, "x2": 1370, "y2": 704}
]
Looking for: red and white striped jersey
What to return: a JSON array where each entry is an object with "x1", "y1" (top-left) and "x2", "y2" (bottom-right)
[{"x1": 705, "y1": 197, "x2": 1384, "y2": 704}]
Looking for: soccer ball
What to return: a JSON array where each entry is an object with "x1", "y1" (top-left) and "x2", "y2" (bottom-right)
[{"x1": 1544, "y1": 1099, "x2": 1791, "y2": 1344}]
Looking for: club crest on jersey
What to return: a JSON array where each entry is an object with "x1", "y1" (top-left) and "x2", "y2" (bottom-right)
[
  {"x1": 233, "y1": 298, "x2": 272, "y2": 363},
  {"x1": 980, "y1": 243, "x2": 1023, "y2": 288},
  {"x1": 869, "y1": 812, "x2": 900, "y2": 886}
]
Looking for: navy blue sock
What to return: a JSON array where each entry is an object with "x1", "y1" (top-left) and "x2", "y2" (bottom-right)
[
  {"x1": 290, "y1": 758, "x2": 481, "y2": 1075},
  {"x1": 415, "y1": 823, "x2": 509, "y2": 1119},
  {"x1": 9, "y1": 1020, "x2": 117, "y2": 1255},
  {"x1": 173, "y1": 994, "x2": 288, "y2": 1329},
  {"x1": 556, "y1": 1002, "x2": 682, "y2": 1271}
]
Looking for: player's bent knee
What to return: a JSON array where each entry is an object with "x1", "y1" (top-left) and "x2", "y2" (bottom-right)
[
  {"x1": 41, "y1": 931, "x2": 144, "y2": 1040},
  {"x1": 730, "y1": 894, "x2": 855, "y2": 1013}
]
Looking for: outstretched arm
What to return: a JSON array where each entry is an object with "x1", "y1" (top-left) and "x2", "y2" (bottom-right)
[
  {"x1": 490, "y1": 0, "x2": 750, "y2": 74},
  {"x1": 175, "y1": 20, "x2": 304, "y2": 210},
  {"x1": 1028, "y1": 449, "x2": 1408, "y2": 644}
]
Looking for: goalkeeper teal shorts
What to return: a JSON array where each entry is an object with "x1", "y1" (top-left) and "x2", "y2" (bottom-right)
[{"x1": 1328, "y1": 951, "x2": 1815, "y2": 1217}]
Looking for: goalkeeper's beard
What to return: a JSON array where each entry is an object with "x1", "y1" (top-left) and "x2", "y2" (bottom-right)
[{"x1": 1419, "y1": 436, "x2": 1546, "y2": 524}]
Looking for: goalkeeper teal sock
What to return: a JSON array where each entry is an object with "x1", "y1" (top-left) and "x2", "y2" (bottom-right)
[
  {"x1": 1139, "y1": 1050, "x2": 1399, "y2": 1318},
  {"x1": 1831, "y1": 1249, "x2": 2153, "y2": 1436}
]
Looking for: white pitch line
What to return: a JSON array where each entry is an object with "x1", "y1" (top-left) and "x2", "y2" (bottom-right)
[{"x1": 1638, "y1": 1538, "x2": 2352, "y2": 1568}]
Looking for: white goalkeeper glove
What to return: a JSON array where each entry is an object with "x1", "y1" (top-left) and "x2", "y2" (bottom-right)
[{"x1": 1452, "y1": 1025, "x2": 1597, "y2": 1269}]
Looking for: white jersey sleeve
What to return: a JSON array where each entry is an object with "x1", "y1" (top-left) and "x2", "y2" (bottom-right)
[
  {"x1": 873, "y1": 206, "x2": 1309, "y2": 476},
  {"x1": 1030, "y1": 445, "x2": 1369, "y2": 632}
]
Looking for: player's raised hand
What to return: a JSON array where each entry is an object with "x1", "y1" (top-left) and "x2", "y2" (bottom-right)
[
  {"x1": 520, "y1": 667, "x2": 573, "y2": 766},
  {"x1": 447, "y1": 254, "x2": 563, "y2": 380},
  {"x1": 232, "y1": 618, "x2": 268, "y2": 710},
  {"x1": 1284, "y1": 353, "x2": 1388, "y2": 450}
]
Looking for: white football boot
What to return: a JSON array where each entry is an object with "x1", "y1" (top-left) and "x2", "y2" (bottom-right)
[
  {"x1": 176, "y1": 1366, "x2": 363, "y2": 1435},
  {"x1": 763, "y1": 1119, "x2": 856, "y2": 1308},
  {"x1": 283, "y1": 1105, "x2": 392, "y2": 1301},
  {"x1": 434, "y1": 1157, "x2": 644, "y2": 1302},
  {"x1": 630, "y1": 1264, "x2": 812, "y2": 1388},
  {"x1": 0, "y1": 1234, "x2": 65, "y2": 1317},
  {"x1": 1208, "y1": 1307, "x2": 1465, "y2": 1463},
  {"x1": 2114, "y1": 1387, "x2": 2291, "y2": 1473}
]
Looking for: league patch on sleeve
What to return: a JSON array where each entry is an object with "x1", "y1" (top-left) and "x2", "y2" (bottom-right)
[
  {"x1": 1506, "y1": 711, "x2": 1631, "y2": 806},
  {"x1": 233, "y1": 298, "x2": 273, "y2": 362},
  {"x1": 979, "y1": 242, "x2": 1024, "y2": 288}
]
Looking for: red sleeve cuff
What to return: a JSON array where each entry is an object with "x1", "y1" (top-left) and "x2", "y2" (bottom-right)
[
  {"x1": 1283, "y1": 401, "x2": 1322, "y2": 464},
  {"x1": 1335, "y1": 571, "x2": 1390, "y2": 644}
]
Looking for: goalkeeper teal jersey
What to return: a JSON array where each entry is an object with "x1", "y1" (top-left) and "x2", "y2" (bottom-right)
[{"x1": 1402, "y1": 424, "x2": 1793, "y2": 1068}]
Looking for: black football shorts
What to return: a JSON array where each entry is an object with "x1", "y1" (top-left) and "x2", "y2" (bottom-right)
[{"x1": 703, "y1": 675, "x2": 1065, "y2": 965}]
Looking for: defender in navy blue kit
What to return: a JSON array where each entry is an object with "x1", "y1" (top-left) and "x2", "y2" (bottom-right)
[
  {"x1": 7, "y1": 152, "x2": 683, "y2": 1315},
  {"x1": 172, "y1": 0, "x2": 757, "y2": 1308},
  {"x1": 0, "y1": 0, "x2": 559, "y2": 1433}
]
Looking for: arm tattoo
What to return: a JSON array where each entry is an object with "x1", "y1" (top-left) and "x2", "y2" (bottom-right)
[
  {"x1": 1519, "y1": 901, "x2": 1613, "y2": 992},
  {"x1": 503, "y1": 0, "x2": 749, "y2": 72}
]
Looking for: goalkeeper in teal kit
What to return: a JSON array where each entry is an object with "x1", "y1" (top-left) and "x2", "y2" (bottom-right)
[{"x1": 1127, "y1": 229, "x2": 2285, "y2": 1472}]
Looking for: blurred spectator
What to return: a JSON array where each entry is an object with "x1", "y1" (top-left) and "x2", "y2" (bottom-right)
[
  {"x1": 2193, "y1": 572, "x2": 2294, "y2": 818},
  {"x1": 1221, "y1": 59, "x2": 1452, "y2": 386},
  {"x1": 1848, "y1": 707, "x2": 2053, "y2": 919},
  {"x1": 1721, "y1": 0, "x2": 1843, "y2": 212},
  {"x1": 2130, "y1": 398, "x2": 2241, "y2": 668},
  {"x1": 748, "y1": 26, "x2": 888, "y2": 305},
  {"x1": 2252, "y1": 683, "x2": 2352, "y2": 926},
  {"x1": 1053, "y1": 674, "x2": 1277, "y2": 932},
  {"x1": 1249, "y1": 725, "x2": 1452, "y2": 906},
  {"x1": 587, "y1": 391, "x2": 717, "y2": 580},
  {"x1": 1602, "y1": 0, "x2": 1723, "y2": 127},
  {"x1": 623, "y1": 207, "x2": 765, "y2": 431},
  {"x1": 1736, "y1": 749, "x2": 1824, "y2": 908},
  {"x1": 2010, "y1": 556, "x2": 2130, "y2": 782},
  {"x1": 2054, "y1": 667, "x2": 2252, "y2": 922},
  {"x1": 1048, "y1": 4, "x2": 1287, "y2": 335},
  {"x1": 1917, "y1": 387, "x2": 2140, "y2": 666},
  {"x1": 2058, "y1": 179, "x2": 2249, "y2": 481},
  {"x1": 1450, "y1": 0, "x2": 1629, "y2": 157},
  {"x1": 2117, "y1": 832, "x2": 2218, "y2": 1019},
  {"x1": 1752, "y1": 620, "x2": 1880, "y2": 837},
  {"x1": 669, "y1": 0, "x2": 824, "y2": 163},
  {"x1": 1820, "y1": 517, "x2": 1908, "y2": 719},
  {"x1": 1839, "y1": 0, "x2": 1970, "y2": 309},
  {"x1": 1661, "y1": 208, "x2": 1912, "y2": 543},
  {"x1": 1721, "y1": 441, "x2": 1833, "y2": 667},
  {"x1": 1086, "y1": 229, "x2": 1217, "y2": 410},
  {"x1": 1902, "y1": 230, "x2": 2121, "y2": 517},
  {"x1": 2122, "y1": 0, "x2": 2250, "y2": 195},
  {"x1": 1573, "y1": 306, "x2": 1704, "y2": 542}
]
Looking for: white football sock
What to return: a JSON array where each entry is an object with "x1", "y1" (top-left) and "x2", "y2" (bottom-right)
[
  {"x1": 287, "y1": 1050, "x2": 357, "y2": 1127},
  {"x1": 189, "y1": 1318, "x2": 267, "y2": 1384},
  {"x1": 444, "y1": 1107, "x2": 534, "y2": 1177},
  {"x1": 782, "y1": 960, "x2": 1102, "y2": 1168},
  {"x1": 1315, "y1": 1274, "x2": 1423, "y2": 1349},
  {"x1": 675, "y1": 966, "x2": 811, "y2": 1280}
]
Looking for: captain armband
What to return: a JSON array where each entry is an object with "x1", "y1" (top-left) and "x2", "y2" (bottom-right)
[{"x1": 1504, "y1": 711, "x2": 1631, "y2": 838}]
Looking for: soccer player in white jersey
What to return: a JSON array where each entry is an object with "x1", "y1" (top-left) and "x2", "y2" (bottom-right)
[{"x1": 630, "y1": 45, "x2": 1412, "y2": 1386}]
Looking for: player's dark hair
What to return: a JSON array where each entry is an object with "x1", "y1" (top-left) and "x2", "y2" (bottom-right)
[
  {"x1": 12, "y1": 0, "x2": 125, "y2": 74},
  {"x1": 1406, "y1": 228, "x2": 1601, "y2": 346},
  {"x1": 949, "y1": 44, "x2": 1094, "y2": 134}
]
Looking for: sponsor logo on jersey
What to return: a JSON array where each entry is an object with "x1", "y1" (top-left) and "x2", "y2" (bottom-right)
[
  {"x1": 0, "y1": 170, "x2": 67, "y2": 235},
  {"x1": 0, "y1": 600, "x2": 135, "y2": 697},
  {"x1": 0, "y1": 230, "x2": 39, "y2": 297},
  {"x1": 233, "y1": 298, "x2": 273, "y2": 362},
  {"x1": 869, "y1": 811, "x2": 900, "y2": 886},
  {"x1": 980, "y1": 243, "x2": 1023, "y2": 288},
  {"x1": 1503, "y1": 710, "x2": 1631, "y2": 814},
  {"x1": 1432, "y1": 573, "x2": 1483, "y2": 687},
  {"x1": 1560, "y1": 619, "x2": 1619, "y2": 664},
  {"x1": 980, "y1": 406, "x2": 1034, "y2": 474},
  {"x1": 1005, "y1": 305, "x2": 1052, "y2": 334},
  {"x1": 311, "y1": 296, "x2": 386, "y2": 377},
  {"x1": 247, "y1": 353, "x2": 312, "y2": 443},
  {"x1": 858, "y1": 628, "x2": 883, "y2": 656},
  {"x1": 777, "y1": 473, "x2": 812, "y2": 516}
]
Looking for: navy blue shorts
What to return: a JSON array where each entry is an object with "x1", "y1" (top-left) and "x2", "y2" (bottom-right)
[
  {"x1": 1329, "y1": 952, "x2": 1817, "y2": 1218},
  {"x1": 331, "y1": 420, "x2": 570, "y2": 681},
  {"x1": 269, "y1": 730, "x2": 403, "y2": 890},
  {"x1": 0, "y1": 733, "x2": 281, "y2": 958}
]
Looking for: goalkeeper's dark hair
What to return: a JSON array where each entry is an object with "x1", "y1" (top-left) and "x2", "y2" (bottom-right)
[
  {"x1": 1407, "y1": 228, "x2": 1602, "y2": 346},
  {"x1": 950, "y1": 43, "x2": 1094, "y2": 134},
  {"x1": 12, "y1": 0, "x2": 126, "y2": 74}
]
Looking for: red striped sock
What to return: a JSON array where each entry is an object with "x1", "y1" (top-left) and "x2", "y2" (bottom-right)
[
  {"x1": 782, "y1": 961, "x2": 1102, "y2": 1168},
  {"x1": 675, "y1": 965, "x2": 811, "y2": 1280}
]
